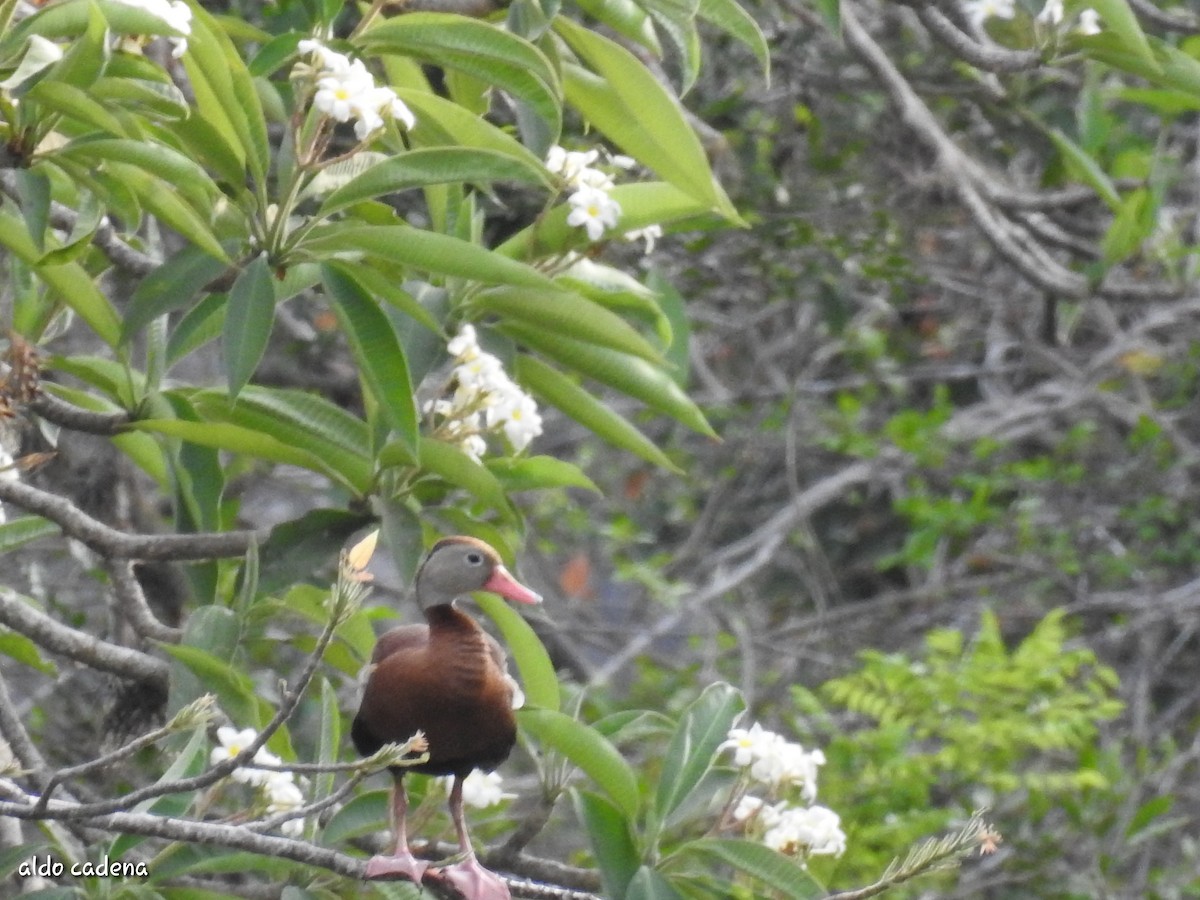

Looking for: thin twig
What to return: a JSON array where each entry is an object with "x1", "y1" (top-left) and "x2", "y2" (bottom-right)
[{"x1": 105, "y1": 559, "x2": 184, "y2": 644}]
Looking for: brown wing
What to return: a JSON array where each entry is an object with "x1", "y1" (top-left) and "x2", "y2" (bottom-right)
[{"x1": 371, "y1": 624, "x2": 429, "y2": 664}]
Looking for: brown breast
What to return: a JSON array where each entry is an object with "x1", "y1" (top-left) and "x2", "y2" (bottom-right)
[{"x1": 351, "y1": 605, "x2": 518, "y2": 778}]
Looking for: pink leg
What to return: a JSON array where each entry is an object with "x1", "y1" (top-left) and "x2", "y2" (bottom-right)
[
  {"x1": 364, "y1": 774, "x2": 429, "y2": 882},
  {"x1": 426, "y1": 776, "x2": 511, "y2": 900}
]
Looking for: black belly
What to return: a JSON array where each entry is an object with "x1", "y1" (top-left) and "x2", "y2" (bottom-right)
[{"x1": 351, "y1": 709, "x2": 516, "y2": 778}]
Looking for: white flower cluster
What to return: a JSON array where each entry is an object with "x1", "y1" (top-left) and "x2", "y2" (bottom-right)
[
  {"x1": 210, "y1": 725, "x2": 306, "y2": 837},
  {"x1": 1036, "y1": 0, "x2": 1101, "y2": 35},
  {"x1": 545, "y1": 145, "x2": 630, "y2": 243},
  {"x1": 425, "y1": 325, "x2": 543, "y2": 461},
  {"x1": 963, "y1": 0, "x2": 1100, "y2": 35},
  {"x1": 720, "y1": 722, "x2": 846, "y2": 859},
  {"x1": 110, "y1": 0, "x2": 193, "y2": 58},
  {"x1": 298, "y1": 40, "x2": 415, "y2": 141},
  {"x1": 438, "y1": 770, "x2": 516, "y2": 809}
]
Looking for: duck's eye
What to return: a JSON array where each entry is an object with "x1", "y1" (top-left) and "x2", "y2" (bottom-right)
[{"x1": 466, "y1": 551, "x2": 484, "y2": 565}]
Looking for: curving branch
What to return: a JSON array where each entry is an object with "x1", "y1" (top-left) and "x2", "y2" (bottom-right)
[
  {"x1": 0, "y1": 479, "x2": 264, "y2": 561},
  {"x1": 28, "y1": 392, "x2": 132, "y2": 436},
  {"x1": 0, "y1": 589, "x2": 169, "y2": 687},
  {"x1": 104, "y1": 559, "x2": 184, "y2": 644},
  {"x1": 915, "y1": 4, "x2": 1043, "y2": 72}
]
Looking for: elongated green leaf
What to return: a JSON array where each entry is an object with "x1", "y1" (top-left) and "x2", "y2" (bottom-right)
[
  {"x1": 321, "y1": 263, "x2": 419, "y2": 453},
  {"x1": 300, "y1": 225, "x2": 557, "y2": 291},
  {"x1": 574, "y1": 790, "x2": 640, "y2": 899},
  {"x1": 1082, "y1": 0, "x2": 1156, "y2": 71},
  {"x1": 698, "y1": 0, "x2": 770, "y2": 77},
  {"x1": 101, "y1": 160, "x2": 228, "y2": 262},
  {"x1": 25, "y1": 79, "x2": 128, "y2": 136},
  {"x1": 520, "y1": 708, "x2": 640, "y2": 817},
  {"x1": 498, "y1": 181, "x2": 725, "y2": 260},
  {"x1": 515, "y1": 355, "x2": 680, "y2": 471},
  {"x1": 556, "y1": 17, "x2": 736, "y2": 218},
  {"x1": 132, "y1": 419, "x2": 360, "y2": 491},
  {"x1": 122, "y1": 245, "x2": 229, "y2": 343},
  {"x1": 320, "y1": 148, "x2": 554, "y2": 215},
  {"x1": 362, "y1": 14, "x2": 561, "y2": 141},
  {"x1": 504, "y1": 325, "x2": 714, "y2": 437},
  {"x1": 167, "y1": 291, "x2": 227, "y2": 366},
  {"x1": 188, "y1": 388, "x2": 374, "y2": 493},
  {"x1": 0, "y1": 516, "x2": 58, "y2": 553},
  {"x1": 574, "y1": 0, "x2": 661, "y2": 55},
  {"x1": 184, "y1": 4, "x2": 268, "y2": 182},
  {"x1": 654, "y1": 682, "x2": 744, "y2": 825},
  {"x1": 1102, "y1": 187, "x2": 1154, "y2": 264},
  {"x1": 1046, "y1": 128, "x2": 1120, "y2": 211},
  {"x1": 224, "y1": 254, "x2": 276, "y2": 398},
  {"x1": 322, "y1": 790, "x2": 390, "y2": 845},
  {"x1": 397, "y1": 89, "x2": 549, "y2": 170},
  {"x1": 0, "y1": 628, "x2": 55, "y2": 674},
  {"x1": 682, "y1": 839, "x2": 824, "y2": 899},
  {"x1": 475, "y1": 287, "x2": 662, "y2": 362},
  {"x1": 485, "y1": 456, "x2": 599, "y2": 493},
  {"x1": 163, "y1": 644, "x2": 261, "y2": 726},
  {"x1": 315, "y1": 677, "x2": 341, "y2": 815},
  {"x1": 56, "y1": 139, "x2": 218, "y2": 210},
  {"x1": 414, "y1": 438, "x2": 516, "y2": 520},
  {"x1": 91, "y1": 74, "x2": 189, "y2": 119},
  {"x1": 0, "y1": 209, "x2": 121, "y2": 346},
  {"x1": 475, "y1": 593, "x2": 560, "y2": 712},
  {"x1": 627, "y1": 866, "x2": 684, "y2": 900},
  {"x1": 345, "y1": 265, "x2": 442, "y2": 335}
]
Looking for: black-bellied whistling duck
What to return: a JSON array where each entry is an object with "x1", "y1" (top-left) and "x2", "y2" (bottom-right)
[{"x1": 351, "y1": 536, "x2": 542, "y2": 900}]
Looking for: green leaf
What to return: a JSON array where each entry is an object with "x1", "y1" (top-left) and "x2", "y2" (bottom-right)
[
  {"x1": 183, "y1": 4, "x2": 269, "y2": 183},
  {"x1": 344, "y1": 265, "x2": 442, "y2": 335},
  {"x1": 514, "y1": 355, "x2": 681, "y2": 472},
  {"x1": 167, "y1": 291, "x2": 228, "y2": 367},
  {"x1": 398, "y1": 88, "x2": 550, "y2": 170},
  {"x1": 257, "y1": 509, "x2": 372, "y2": 597},
  {"x1": 319, "y1": 148, "x2": 555, "y2": 215},
  {"x1": 556, "y1": 17, "x2": 736, "y2": 218},
  {"x1": 13, "y1": 170, "x2": 49, "y2": 252},
  {"x1": 315, "y1": 677, "x2": 341, "y2": 814},
  {"x1": 519, "y1": 708, "x2": 640, "y2": 817},
  {"x1": 698, "y1": 0, "x2": 770, "y2": 78},
  {"x1": 485, "y1": 456, "x2": 599, "y2": 493},
  {"x1": 0, "y1": 628, "x2": 56, "y2": 674},
  {"x1": 100, "y1": 160, "x2": 228, "y2": 262},
  {"x1": 362, "y1": 13, "x2": 562, "y2": 141},
  {"x1": 574, "y1": 0, "x2": 661, "y2": 56},
  {"x1": 24, "y1": 79, "x2": 128, "y2": 135},
  {"x1": 474, "y1": 287, "x2": 662, "y2": 362},
  {"x1": 55, "y1": 139, "x2": 219, "y2": 211},
  {"x1": 626, "y1": 866, "x2": 684, "y2": 900},
  {"x1": 91, "y1": 74, "x2": 189, "y2": 120},
  {"x1": 475, "y1": 593, "x2": 560, "y2": 712},
  {"x1": 321, "y1": 263, "x2": 419, "y2": 453},
  {"x1": 322, "y1": 790, "x2": 390, "y2": 845},
  {"x1": 681, "y1": 839, "x2": 824, "y2": 899},
  {"x1": 654, "y1": 682, "x2": 744, "y2": 827},
  {"x1": 414, "y1": 437, "x2": 516, "y2": 520},
  {"x1": 224, "y1": 254, "x2": 276, "y2": 398},
  {"x1": 132, "y1": 419, "x2": 363, "y2": 492},
  {"x1": 1081, "y1": 0, "x2": 1157, "y2": 72},
  {"x1": 1046, "y1": 128, "x2": 1120, "y2": 211},
  {"x1": 498, "y1": 181, "x2": 727, "y2": 260},
  {"x1": 574, "y1": 789, "x2": 640, "y2": 898},
  {"x1": 299, "y1": 225, "x2": 558, "y2": 291},
  {"x1": 0, "y1": 516, "x2": 59, "y2": 553},
  {"x1": 0, "y1": 208, "x2": 122, "y2": 346},
  {"x1": 503, "y1": 325, "x2": 715, "y2": 437},
  {"x1": 122, "y1": 245, "x2": 229, "y2": 343},
  {"x1": 1101, "y1": 187, "x2": 1155, "y2": 264}
]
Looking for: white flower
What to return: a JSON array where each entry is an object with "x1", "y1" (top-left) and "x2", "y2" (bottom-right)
[
  {"x1": 624, "y1": 224, "x2": 663, "y2": 255},
  {"x1": 263, "y1": 773, "x2": 306, "y2": 837},
  {"x1": 460, "y1": 434, "x2": 488, "y2": 462},
  {"x1": 298, "y1": 40, "x2": 352, "y2": 73},
  {"x1": 491, "y1": 390, "x2": 543, "y2": 452},
  {"x1": 109, "y1": 0, "x2": 192, "y2": 56},
  {"x1": 314, "y1": 59, "x2": 375, "y2": 122},
  {"x1": 567, "y1": 185, "x2": 622, "y2": 241},
  {"x1": 720, "y1": 722, "x2": 783, "y2": 767},
  {"x1": 443, "y1": 771, "x2": 516, "y2": 809},
  {"x1": 303, "y1": 42, "x2": 414, "y2": 139},
  {"x1": 210, "y1": 725, "x2": 286, "y2": 787},
  {"x1": 448, "y1": 324, "x2": 480, "y2": 359},
  {"x1": 1077, "y1": 8, "x2": 1101, "y2": 34},
  {"x1": 1035, "y1": 0, "x2": 1063, "y2": 25},
  {"x1": 546, "y1": 146, "x2": 600, "y2": 185},
  {"x1": 776, "y1": 743, "x2": 825, "y2": 803},
  {"x1": 763, "y1": 805, "x2": 846, "y2": 858},
  {"x1": 963, "y1": 0, "x2": 1015, "y2": 28}
]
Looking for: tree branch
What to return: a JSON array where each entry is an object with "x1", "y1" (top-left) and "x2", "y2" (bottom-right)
[
  {"x1": 0, "y1": 479, "x2": 263, "y2": 561},
  {"x1": 104, "y1": 559, "x2": 184, "y2": 644},
  {"x1": 0, "y1": 588, "x2": 169, "y2": 687}
]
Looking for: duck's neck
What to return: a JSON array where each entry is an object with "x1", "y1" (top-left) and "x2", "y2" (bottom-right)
[{"x1": 423, "y1": 602, "x2": 491, "y2": 691}]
